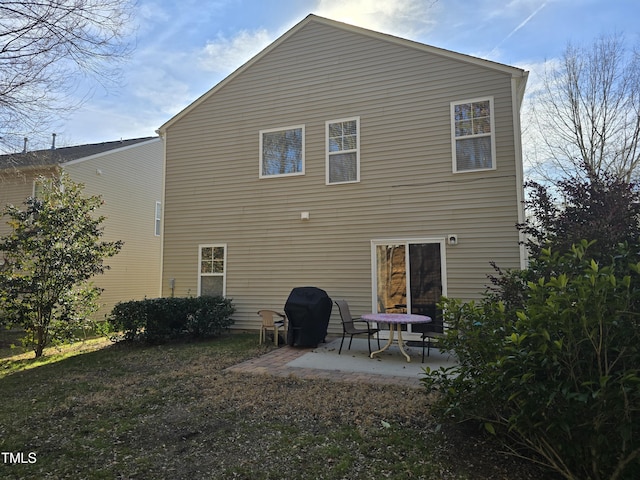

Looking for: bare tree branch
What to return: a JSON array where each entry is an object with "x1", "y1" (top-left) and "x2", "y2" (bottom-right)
[
  {"x1": 0, "y1": 0, "x2": 136, "y2": 152},
  {"x1": 528, "y1": 34, "x2": 640, "y2": 183}
]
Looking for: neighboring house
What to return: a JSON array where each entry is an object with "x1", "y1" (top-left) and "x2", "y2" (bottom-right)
[
  {"x1": 0, "y1": 137, "x2": 163, "y2": 319},
  {"x1": 157, "y1": 14, "x2": 529, "y2": 339}
]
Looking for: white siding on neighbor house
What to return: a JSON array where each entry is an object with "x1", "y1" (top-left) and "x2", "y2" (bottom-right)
[
  {"x1": 160, "y1": 18, "x2": 525, "y2": 335},
  {"x1": 0, "y1": 167, "x2": 58, "y2": 237},
  {"x1": 63, "y1": 138, "x2": 163, "y2": 318}
]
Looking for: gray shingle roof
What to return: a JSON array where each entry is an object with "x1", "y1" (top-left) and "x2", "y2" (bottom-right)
[{"x1": 0, "y1": 137, "x2": 157, "y2": 170}]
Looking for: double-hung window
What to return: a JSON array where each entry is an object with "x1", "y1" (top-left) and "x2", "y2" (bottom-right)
[
  {"x1": 198, "y1": 244, "x2": 226, "y2": 297},
  {"x1": 33, "y1": 180, "x2": 45, "y2": 199},
  {"x1": 33, "y1": 176, "x2": 61, "y2": 198},
  {"x1": 154, "y1": 201, "x2": 162, "y2": 236},
  {"x1": 326, "y1": 117, "x2": 359, "y2": 184},
  {"x1": 259, "y1": 125, "x2": 305, "y2": 178},
  {"x1": 451, "y1": 98, "x2": 495, "y2": 172}
]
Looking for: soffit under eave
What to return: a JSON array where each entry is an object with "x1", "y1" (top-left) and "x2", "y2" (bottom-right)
[
  {"x1": 515, "y1": 71, "x2": 529, "y2": 109},
  {"x1": 0, "y1": 164, "x2": 59, "y2": 176}
]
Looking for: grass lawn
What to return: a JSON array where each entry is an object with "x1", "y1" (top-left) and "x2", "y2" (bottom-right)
[
  {"x1": 0, "y1": 333, "x2": 548, "y2": 479},
  {"x1": 0, "y1": 328, "x2": 29, "y2": 359}
]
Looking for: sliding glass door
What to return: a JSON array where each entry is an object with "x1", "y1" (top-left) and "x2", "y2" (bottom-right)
[{"x1": 372, "y1": 239, "x2": 446, "y2": 339}]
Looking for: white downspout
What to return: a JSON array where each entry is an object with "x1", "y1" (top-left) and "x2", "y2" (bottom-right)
[{"x1": 512, "y1": 71, "x2": 529, "y2": 269}]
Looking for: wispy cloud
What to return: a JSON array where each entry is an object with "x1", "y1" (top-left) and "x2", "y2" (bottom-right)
[
  {"x1": 489, "y1": 1, "x2": 549, "y2": 56},
  {"x1": 55, "y1": 0, "x2": 635, "y2": 147},
  {"x1": 198, "y1": 29, "x2": 273, "y2": 74},
  {"x1": 313, "y1": 0, "x2": 437, "y2": 38},
  {"x1": 193, "y1": 0, "x2": 440, "y2": 89}
]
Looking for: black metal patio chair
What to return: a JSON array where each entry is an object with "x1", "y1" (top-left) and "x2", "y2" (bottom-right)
[{"x1": 334, "y1": 299, "x2": 380, "y2": 355}]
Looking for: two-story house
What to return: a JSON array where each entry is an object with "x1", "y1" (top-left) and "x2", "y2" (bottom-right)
[
  {"x1": 157, "y1": 14, "x2": 528, "y2": 339},
  {"x1": 0, "y1": 137, "x2": 163, "y2": 319}
]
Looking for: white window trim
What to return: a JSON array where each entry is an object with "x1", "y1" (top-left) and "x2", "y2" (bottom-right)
[
  {"x1": 451, "y1": 97, "x2": 496, "y2": 173},
  {"x1": 259, "y1": 125, "x2": 305, "y2": 178},
  {"x1": 325, "y1": 116, "x2": 360, "y2": 185},
  {"x1": 370, "y1": 237, "x2": 448, "y2": 341},
  {"x1": 197, "y1": 243, "x2": 227, "y2": 297},
  {"x1": 154, "y1": 201, "x2": 162, "y2": 237},
  {"x1": 33, "y1": 176, "x2": 64, "y2": 197}
]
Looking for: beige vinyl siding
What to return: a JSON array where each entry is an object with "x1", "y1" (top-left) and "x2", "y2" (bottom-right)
[
  {"x1": 64, "y1": 138, "x2": 163, "y2": 318},
  {"x1": 0, "y1": 167, "x2": 57, "y2": 238},
  {"x1": 161, "y1": 20, "x2": 524, "y2": 334}
]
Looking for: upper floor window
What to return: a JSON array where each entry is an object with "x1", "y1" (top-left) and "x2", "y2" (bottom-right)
[
  {"x1": 326, "y1": 117, "x2": 359, "y2": 184},
  {"x1": 259, "y1": 125, "x2": 305, "y2": 178},
  {"x1": 451, "y1": 98, "x2": 496, "y2": 172}
]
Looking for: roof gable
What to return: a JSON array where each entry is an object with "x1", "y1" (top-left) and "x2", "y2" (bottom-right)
[
  {"x1": 158, "y1": 14, "x2": 527, "y2": 134},
  {"x1": 0, "y1": 137, "x2": 158, "y2": 170}
]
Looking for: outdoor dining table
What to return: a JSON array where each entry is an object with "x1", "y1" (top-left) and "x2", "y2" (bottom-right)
[{"x1": 361, "y1": 313, "x2": 432, "y2": 363}]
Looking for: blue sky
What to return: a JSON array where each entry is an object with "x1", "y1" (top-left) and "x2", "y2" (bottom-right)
[{"x1": 46, "y1": 0, "x2": 640, "y2": 148}]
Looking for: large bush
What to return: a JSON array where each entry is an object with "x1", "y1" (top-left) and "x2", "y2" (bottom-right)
[
  {"x1": 521, "y1": 169, "x2": 640, "y2": 260},
  {"x1": 107, "y1": 296, "x2": 235, "y2": 343},
  {"x1": 0, "y1": 173, "x2": 122, "y2": 357},
  {"x1": 423, "y1": 241, "x2": 640, "y2": 480}
]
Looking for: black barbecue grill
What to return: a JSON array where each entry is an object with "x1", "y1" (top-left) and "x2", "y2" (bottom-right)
[{"x1": 284, "y1": 287, "x2": 332, "y2": 347}]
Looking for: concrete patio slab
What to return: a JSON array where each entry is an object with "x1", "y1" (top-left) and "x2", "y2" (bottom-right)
[
  {"x1": 287, "y1": 337, "x2": 456, "y2": 379},
  {"x1": 225, "y1": 336, "x2": 457, "y2": 388}
]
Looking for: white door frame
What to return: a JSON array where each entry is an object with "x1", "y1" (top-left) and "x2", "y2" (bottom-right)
[{"x1": 370, "y1": 237, "x2": 447, "y2": 341}]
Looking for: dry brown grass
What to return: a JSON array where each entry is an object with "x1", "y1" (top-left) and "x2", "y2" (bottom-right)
[{"x1": 0, "y1": 334, "x2": 552, "y2": 479}]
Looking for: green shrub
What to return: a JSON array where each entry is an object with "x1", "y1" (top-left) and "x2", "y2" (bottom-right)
[
  {"x1": 107, "y1": 296, "x2": 235, "y2": 343},
  {"x1": 423, "y1": 241, "x2": 640, "y2": 480}
]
